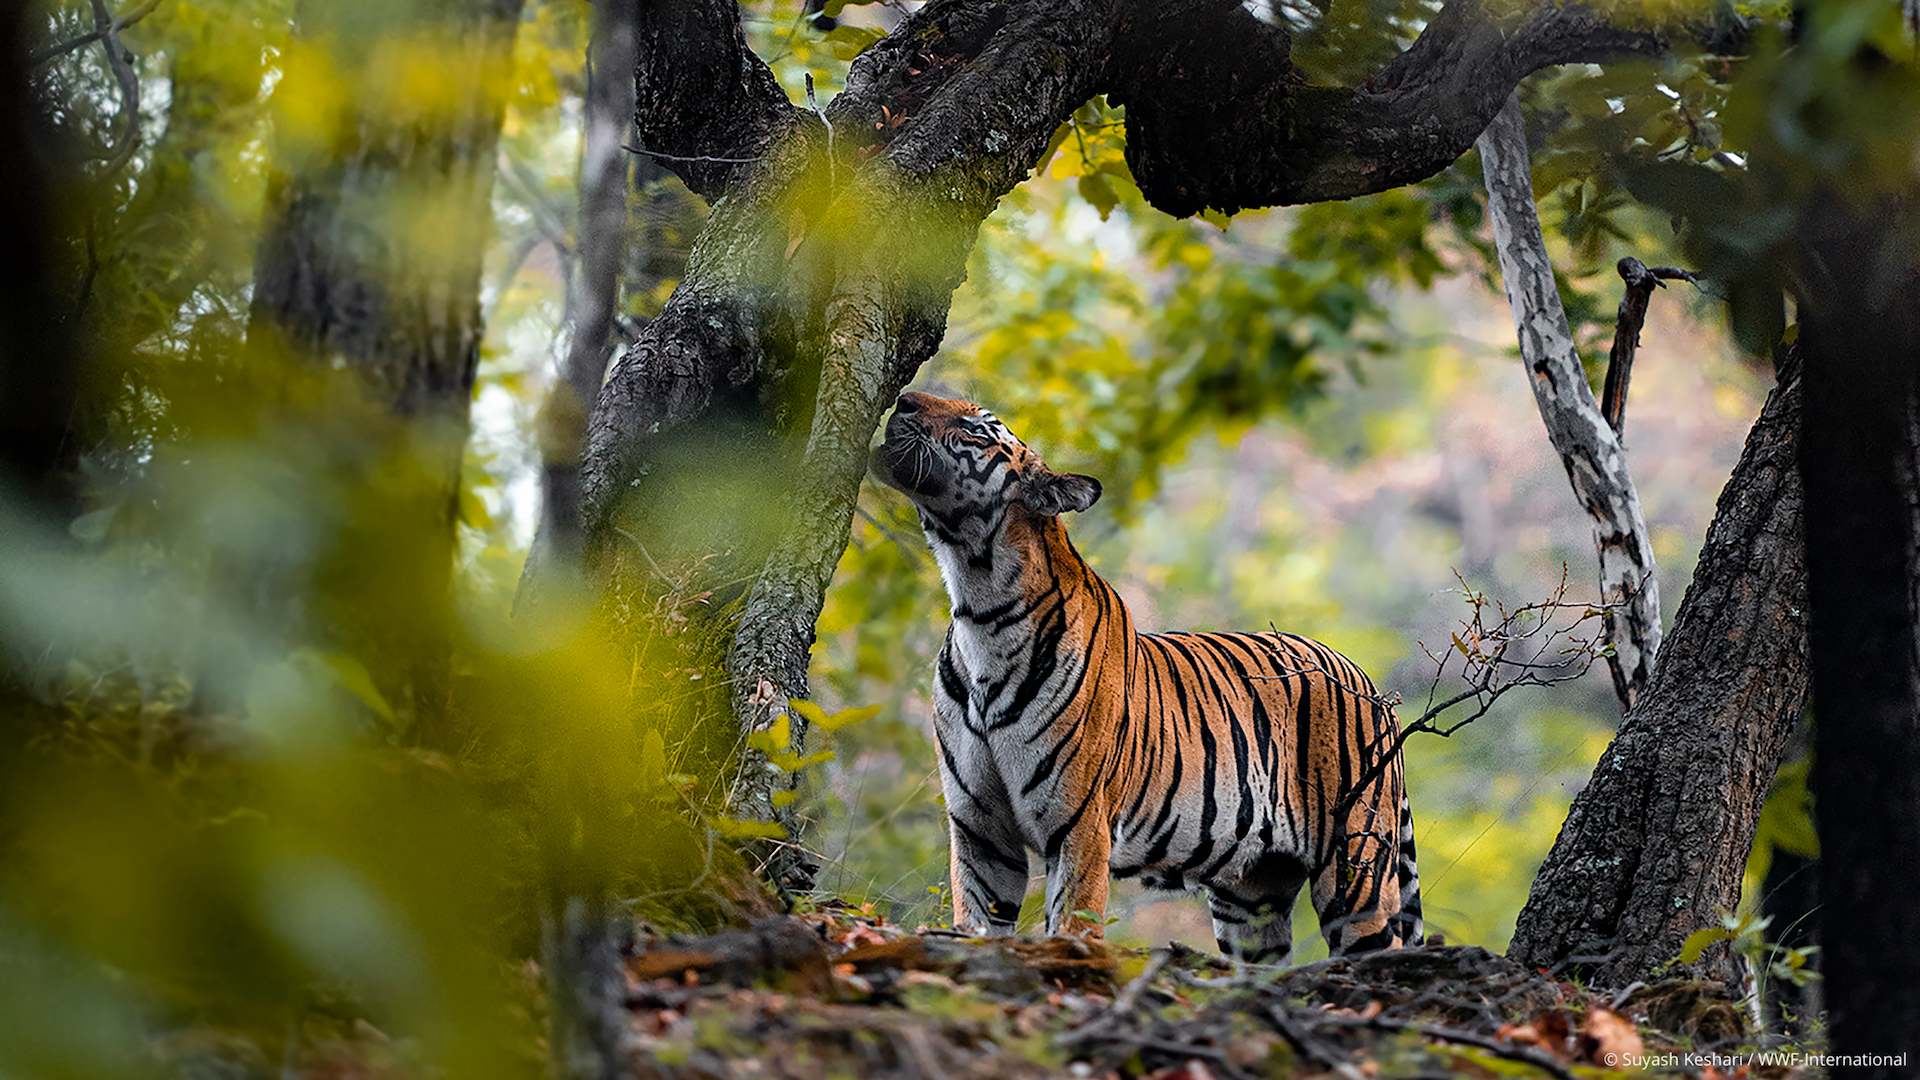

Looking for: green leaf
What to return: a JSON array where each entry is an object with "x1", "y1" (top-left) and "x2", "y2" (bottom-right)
[
  {"x1": 291, "y1": 647, "x2": 396, "y2": 724},
  {"x1": 712, "y1": 816, "x2": 788, "y2": 841},
  {"x1": 1675, "y1": 925, "x2": 1736, "y2": 965},
  {"x1": 68, "y1": 506, "x2": 118, "y2": 545},
  {"x1": 747, "y1": 714, "x2": 792, "y2": 754},
  {"x1": 1077, "y1": 173, "x2": 1119, "y2": 220}
]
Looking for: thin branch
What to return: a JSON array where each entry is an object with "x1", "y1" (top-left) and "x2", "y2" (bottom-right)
[
  {"x1": 622, "y1": 143, "x2": 763, "y2": 165},
  {"x1": 88, "y1": 0, "x2": 143, "y2": 178},
  {"x1": 29, "y1": 0, "x2": 161, "y2": 67},
  {"x1": 1311, "y1": 1012, "x2": 1580, "y2": 1080},
  {"x1": 1330, "y1": 567, "x2": 1608, "y2": 822}
]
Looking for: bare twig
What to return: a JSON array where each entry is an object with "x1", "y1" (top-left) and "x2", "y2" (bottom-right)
[
  {"x1": 1601, "y1": 256, "x2": 1700, "y2": 436},
  {"x1": 29, "y1": 0, "x2": 161, "y2": 67},
  {"x1": 1330, "y1": 567, "x2": 1608, "y2": 822},
  {"x1": 1059, "y1": 947, "x2": 1174, "y2": 1045},
  {"x1": 622, "y1": 143, "x2": 762, "y2": 165}
]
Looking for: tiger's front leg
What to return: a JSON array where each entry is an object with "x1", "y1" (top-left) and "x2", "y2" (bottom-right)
[
  {"x1": 1042, "y1": 808, "x2": 1112, "y2": 936},
  {"x1": 931, "y1": 662, "x2": 1028, "y2": 935}
]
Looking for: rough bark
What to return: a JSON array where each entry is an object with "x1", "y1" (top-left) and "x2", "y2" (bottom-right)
[
  {"x1": 1506, "y1": 347, "x2": 1809, "y2": 987},
  {"x1": 1796, "y1": 192, "x2": 1920, "y2": 1069},
  {"x1": 1476, "y1": 93, "x2": 1663, "y2": 710},
  {"x1": 585, "y1": 0, "x2": 1679, "y2": 848},
  {"x1": 246, "y1": 0, "x2": 524, "y2": 728}
]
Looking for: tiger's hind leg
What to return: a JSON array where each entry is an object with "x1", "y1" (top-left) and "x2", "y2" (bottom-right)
[
  {"x1": 1206, "y1": 851, "x2": 1310, "y2": 964},
  {"x1": 1310, "y1": 798, "x2": 1416, "y2": 955}
]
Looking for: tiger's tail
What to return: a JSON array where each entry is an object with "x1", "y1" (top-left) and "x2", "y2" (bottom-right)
[{"x1": 1391, "y1": 791, "x2": 1426, "y2": 947}]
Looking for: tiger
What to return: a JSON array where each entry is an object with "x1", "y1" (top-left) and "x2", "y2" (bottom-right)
[{"x1": 868, "y1": 390, "x2": 1423, "y2": 963}]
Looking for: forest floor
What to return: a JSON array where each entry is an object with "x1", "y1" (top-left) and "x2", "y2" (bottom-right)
[{"x1": 621, "y1": 904, "x2": 1807, "y2": 1080}]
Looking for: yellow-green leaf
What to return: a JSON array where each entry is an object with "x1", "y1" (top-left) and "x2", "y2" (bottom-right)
[
  {"x1": 1675, "y1": 925, "x2": 1736, "y2": 965},
  {"x1": 815, "y1": 703, "x2": 882, "y2": 733},
  {"x1": 787, "y1": 698, "x2": 829, "y2": 727},
  {"x1": 712, "y1": 816, "x2": 787, "y2": 841},
  {"x1": 292, "y1": 647, "x2": 396, "y2": 724},
  {"x1": 771, "y1": 790, "x2": 798, "y2": 808},
  {"x1": 748, "y1": 713, "x2": 792, "y2": 754}
]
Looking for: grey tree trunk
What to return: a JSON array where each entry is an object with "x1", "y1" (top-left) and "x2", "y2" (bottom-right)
[
  {"x1": 519, "y1": 0, "x2": 641, "y2": 610},
  {"x1": 1476, "y1": 93, "x2": 1662, "y2": 711},
  {"x1": 246, "y1": 0, "x2": 525, "y2": 733}
]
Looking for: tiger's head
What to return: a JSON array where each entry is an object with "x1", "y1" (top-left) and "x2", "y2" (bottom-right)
[{"x1": 870, "y1": 392, "x2": 1101, "y2": 547}]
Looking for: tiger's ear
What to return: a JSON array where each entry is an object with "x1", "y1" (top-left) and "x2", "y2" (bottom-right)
[{"x1": 1020, "y1": 466, "x2": 1102, "y2": 516}]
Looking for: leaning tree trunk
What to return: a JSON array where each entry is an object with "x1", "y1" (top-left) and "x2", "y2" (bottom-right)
[
  {"x1": 1796, "y1": 191, "x2": 1920, "y2": 1069},
  {"x1": 580, "y1": 0, "x2": 1669, "y2": 866},
  {"x1": 1480, "y1": 85, "x2": 1810, "y2": 989},
  {"x1": 245, "y1": 0, "x2": 524, "y2": 733},
  {"x1": 1506, "y1": 349, "x2": 1808, "y2": 987}
]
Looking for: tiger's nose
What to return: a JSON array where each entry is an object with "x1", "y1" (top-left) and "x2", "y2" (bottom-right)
[{"x1": 894, "y1": 392, "x2": 935, "y2": 414}]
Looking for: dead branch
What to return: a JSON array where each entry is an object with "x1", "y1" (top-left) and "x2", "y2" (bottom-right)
[
  {"x1": 1313, "y1": 1011, "x2": 1580, "y2": 1080},
  {"x1": 29, "y1": 0, "x2": 161, "y2": 67},
  {"x1": 1601, "y1": 257, "x2": 1700, "y2": 436}
]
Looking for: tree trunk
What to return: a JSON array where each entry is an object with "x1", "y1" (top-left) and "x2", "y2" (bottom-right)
[
  {"x1": 1506, "y1": 344, "x2": 1809, "y2": 986},
  {"x1": 1796, "y1": 192, "x2": 1920, "y2": 1070},
  {"x1": 245, "y1": 0, "x2": 524, "y2": 732},
  {"x1": 0, "y1": 0, "x2": 85, "y2": 519}
]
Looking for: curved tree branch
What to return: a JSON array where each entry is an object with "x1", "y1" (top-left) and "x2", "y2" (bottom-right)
[
  {"x1": 1110, "y1": 0, "x2": 1666, "y2": 215},
  {"x1": 88, "y1": 0, "x2": 143, "y2": 178}
]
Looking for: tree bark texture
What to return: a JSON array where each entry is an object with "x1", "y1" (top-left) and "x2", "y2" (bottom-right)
[
  {"x1": 246, "y1": 0, "x2": 524, "y2": 727},
  {"x1": 1796, "y1": 192, "x2": 1920, "y2": 1070},
  {"x1": 583, "y1": 0, "x2": 1672, "y2": 843},
  {"x1": 1506, "y1": 349, "x2": 1809, "y2": 988},
  {"x1": 1476, "y1": 93, "x2": 1663, "y2": 711}
]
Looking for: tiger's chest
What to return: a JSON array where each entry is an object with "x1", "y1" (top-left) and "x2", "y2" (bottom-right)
[{"x1": 939, "y1": 619, "x2": 1097, "y2": 826}]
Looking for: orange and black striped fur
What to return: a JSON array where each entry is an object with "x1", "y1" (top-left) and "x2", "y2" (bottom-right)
[{"x1": 870, "y1": 391, "x2": 1422, "y2": 963}]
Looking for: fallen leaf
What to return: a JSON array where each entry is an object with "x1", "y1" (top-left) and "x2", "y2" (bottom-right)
[{"x1": 1582, "y1": 1007, "x2": 1644, "y2": 1065}]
